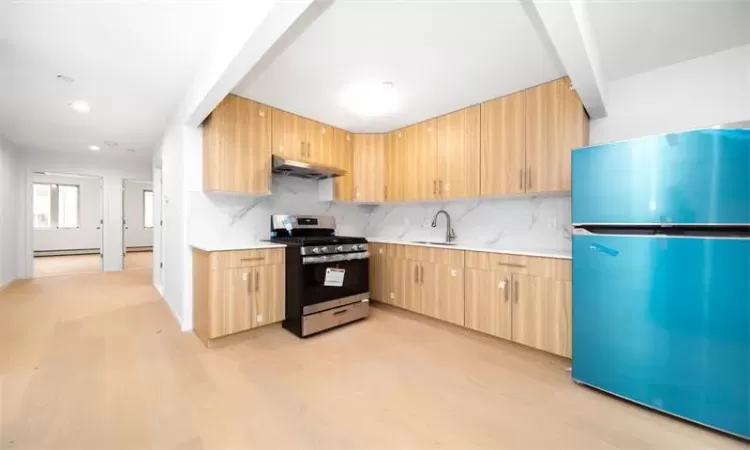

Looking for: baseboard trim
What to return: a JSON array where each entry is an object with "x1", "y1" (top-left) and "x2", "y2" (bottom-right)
[{"x1": 35, "y1": 249, "x2": 100, "y2": 257}]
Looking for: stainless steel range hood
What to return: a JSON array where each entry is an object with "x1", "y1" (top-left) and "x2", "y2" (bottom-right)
[{"x1": 272, "y1": 155, "x2": 346, "y2": 179}]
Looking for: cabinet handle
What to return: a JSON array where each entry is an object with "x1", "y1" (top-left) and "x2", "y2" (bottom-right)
[
  {"x1": 246, "y1": 272, "x2": 252, "y2": 294},
  {"x1": 514, "y1": 279, "x2": 519, "y2": 303},
  {"x1": 527, "y1": 168, "x2": 532, "y2": 189},
  {"x1": 420, "y1": 265, "x2": 424, "y2": 284},
  {"x1": 504, "y1": 278, "x2": 509, "y2": 303},
  {"x1": 497, "y1": 262, "x2": 525, "y2": 268},
  {"x1": 241, "y1": 257, "x2": 265, "y2": 262},
  {"x1": 414, "y1": 265, "x2": 419, "y2": 284},
  {"x1": 519, "y1": 169, "x2": 525, "y2": 190},
  {"x1": 307, "y1": 142, "x2": 312, "y2": 158},
  {"x1": 433, "y1": 180, "x2": 437, "y2": 195},
  {"x1": 255, "y1": 271, "x2": 260, "y2": 292},
  {"x1": 301, "y1": 141, "x2": 305, "y2": 157}
]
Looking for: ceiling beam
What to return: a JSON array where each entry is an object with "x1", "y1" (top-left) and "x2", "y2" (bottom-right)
[
  {"x1": 521, "y1": 0, "x2": 608, "y2": 118},
  {"x1": 183, "y1": 0, "x2": 334, "y2": 127}
]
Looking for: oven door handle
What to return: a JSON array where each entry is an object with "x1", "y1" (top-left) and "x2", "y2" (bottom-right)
[{"x1": 302, "y1": 251, "x2": 370, "y2": 265}]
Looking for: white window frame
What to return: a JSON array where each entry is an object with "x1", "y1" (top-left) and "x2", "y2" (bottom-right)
[
  {"x1": 32, "y1": 182, "x2": 81, "y2": 229},
  {"x1": 143, "y1": 190, "x2": 154, "y2": 229}
]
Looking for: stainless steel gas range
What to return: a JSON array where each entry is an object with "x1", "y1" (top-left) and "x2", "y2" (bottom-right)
[{"x1": 270, "y1": 215, "x2": 369, "y2": 337}]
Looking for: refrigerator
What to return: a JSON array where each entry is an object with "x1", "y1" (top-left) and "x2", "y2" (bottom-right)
[{"x1": 571, "y1": 128, "x2": 749, "y2": 439}]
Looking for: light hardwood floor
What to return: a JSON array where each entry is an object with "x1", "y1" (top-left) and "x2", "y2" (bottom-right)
[
  {"x1": 33, "y1": 252, "x2": 152, "y2": 278},
  {"x1": 0, "y1": 271, "x2": 743, "y2": 449}
]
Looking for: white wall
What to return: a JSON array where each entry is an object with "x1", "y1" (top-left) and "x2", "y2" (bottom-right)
[
  {"x1": 0, "y1": 137, "x2": 20, "y2": 288},
  {"x1": 32, "y1": 173, "x2": 102, "y2": 252},
  {"x1": 19, "y1": 151, "x2": 151, "y2": 275},
  {"x1": 124, "y1": 180, "x2": 154, "y2": 249},
  {"x1": 590, "y1": 44, "x2": 750, "y2": 145}
]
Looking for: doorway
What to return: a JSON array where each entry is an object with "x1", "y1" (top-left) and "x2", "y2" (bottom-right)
[
  {"x1": 122, "y1": 179, "x2": 154, "y2": 271},
  {"x1": 31, "y1": 172, "x2": 104, "y2": 278}
]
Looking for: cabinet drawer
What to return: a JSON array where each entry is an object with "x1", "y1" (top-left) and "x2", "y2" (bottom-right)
[
  {"x1": 210, "y1": 248, "x2": 284, "y2": 270},
  {"x1": 420, "y1": 247, "x2": 464, "y2": 266},
  {"x1": 465, "y1": 251, "x2": 527, "y2": 270}
]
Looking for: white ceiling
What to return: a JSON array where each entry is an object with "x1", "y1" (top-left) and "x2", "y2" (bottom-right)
[
  {"x1": 233, "y1": 1, "x2": 565, "y2": 133},
  {"x1": 588, "y1": 0, "x2": 750, "y2": 81},
  {"x1": 0, "y1": 0, "x2": 227, "y2": 157}
]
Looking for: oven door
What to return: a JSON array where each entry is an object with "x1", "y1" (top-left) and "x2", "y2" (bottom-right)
[{"x1": 301, "y1": 254, "x2": 369, "y2": 313}]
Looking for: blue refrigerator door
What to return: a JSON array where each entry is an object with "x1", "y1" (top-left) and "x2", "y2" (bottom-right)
[
  {"x1": 572, "y1": 234, "x2": 750, "y2": 438},
  {"x1": 572, "y1": 129, "x2": 750, "y2": 225}
]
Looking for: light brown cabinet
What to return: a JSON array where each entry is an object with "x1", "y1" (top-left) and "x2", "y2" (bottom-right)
[
  {"x1": 193, "y1": 248, "x2": 285, "y2": 347},
  {"x1": 437, "y1": 105, "x2": 481, "y2": 199},
  {"x1": 385, "y1": 130, "x2": 405, "y2": 201},
  {"x1": 331, "y1": 128, "x2": 354, "y2": 201},
  {"x1": 352, "y1": 134, "x2": 386, "y2": 202},
  {"x1": 525, "y1": 77, "x2": 588, "y2": 193},
  {"x1": 480, "y1": 91, "x2": 526, "y2": 196},
  {"x1": 369, "y1": 243, "x2": 388, "y2": 302},
  {"x1": 464, "y1": 266, "x2": 512, "y2": 339},
  {"x1": 272, "y1": 108, "x2": 334, "y2": 166},
  {"x1": 202, "y1": 94, "x2": 271, "y2": 194}
]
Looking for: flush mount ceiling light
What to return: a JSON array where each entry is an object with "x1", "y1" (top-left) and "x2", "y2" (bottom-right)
[
  {"x1": 88, "y1": 145, "x2": 100, "y2": 151},
  {"x1": 69, "y1": 100, "x2": 90, "y2": 114},
  {"x1": 338, "y1": 81, "x2": 399, "y2": 117}
]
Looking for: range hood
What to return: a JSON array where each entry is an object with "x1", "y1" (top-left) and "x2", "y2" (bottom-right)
[{"x1": 272, "y1": 155, "x2": 346, "y2": 179}]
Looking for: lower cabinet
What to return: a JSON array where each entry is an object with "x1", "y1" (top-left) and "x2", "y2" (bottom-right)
[
  {"x1": 374, "y1": 244, "x2": 572, "y2": 358},
  {"x1": 193, "y1": 248, "x2": 285, "y2": 346},
  {"x1": 464, "y1": 267, "x2": 512, "y2": 340}
]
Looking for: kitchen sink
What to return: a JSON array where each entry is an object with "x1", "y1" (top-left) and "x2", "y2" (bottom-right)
[{"x1": 410, "y1": 241, "x2": 458, "y2": 246}]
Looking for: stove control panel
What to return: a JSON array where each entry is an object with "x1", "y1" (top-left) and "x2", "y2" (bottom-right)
[{"x1": 301, "y1": 243, "x2": 368, "y2": 256}]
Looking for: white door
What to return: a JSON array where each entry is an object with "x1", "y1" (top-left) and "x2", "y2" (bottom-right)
[{"x1": 123, "y1": 180, "x2": 153, "y2": 250}]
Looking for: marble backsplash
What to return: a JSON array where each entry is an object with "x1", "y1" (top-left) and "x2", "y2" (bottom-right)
[{"x1": 188, "y1": 177, "x2": 572, "y2": 255}]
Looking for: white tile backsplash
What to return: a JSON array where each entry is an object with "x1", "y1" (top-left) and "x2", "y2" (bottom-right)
[{"x1": 188, "y1": 177, "x2": 572, "y2": 256}]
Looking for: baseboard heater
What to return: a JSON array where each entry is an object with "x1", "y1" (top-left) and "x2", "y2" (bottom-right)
[
  {"x1": 126, "y1": 246, "x2": 153, "y2": 253},
  {"x1": 34, "y1": 249, "x2": 100, "y2": 257}
]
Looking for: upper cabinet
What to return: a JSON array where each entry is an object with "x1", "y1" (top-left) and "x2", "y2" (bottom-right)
[
  {"x1": 437, "y1": 105, "x2": 481, "y2": 199},
  {"x1": 331, "y1": 128, "x2": 354, "y2": 201},
  {"x1": 203, "y1": 77, "x2": 587, "y2": 199},
  {"x1": 352, "y1": 134, "x2": 386, "y2": 202},
  {"x1": 480, "y1": 91, "x2": 526, "y2": 196},
  {"x1": 525, "y1": 77, "x2": 588, "y2": 193},
  {"x1": 271, "y1": 108, "x2": 334, "y2": 166},
  {"x1": 203, "y1": 95, "x2": 271, "y2": 194}
]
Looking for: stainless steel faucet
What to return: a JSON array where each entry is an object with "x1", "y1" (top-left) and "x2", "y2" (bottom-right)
[{"x1": 431, "y1": 210, "x2": 456, "y2": 243}]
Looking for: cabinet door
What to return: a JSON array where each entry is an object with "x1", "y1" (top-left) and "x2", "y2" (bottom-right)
[
  {"x1": 510, "y1": 273, "x2": 545, "y2": 350},
  {"x1": 203, "y1": 95, "x2": 271, "y2": 194},
  {"x1": 210, "y1": 268, "x2": 253, "y2": 338},
  {"x1": 464, "y1": 268, "x2": 512, "y2": 339},
  {"x1": 369, "y1": 244, "x2": 388, "y2": 302},
  {"x1": 416, "y1": 120, "x2": 439, "y2": 200},
  {"x1": 403, "y1": 259, "x2": 422, "y2": 313},
  {"x1": 306, "y1": 120, "x2": 333, "y2": 165},
  {"x1": 386, "y1": 130, "x2": 404, "y2": 201},
  {"x1": 401, "y1": 125, "x2": 421, "y2": 201},
  {"x1": 418, "y1": 261, "x2": 438, "y2": 318},
  {"x1": 251, "y1": 264, "x2": 285, "y2": 329},
  {"x1": 480, "y1": 91, "x2": 526, "y2": 196},
  {"x1": 525, "y1": 77, "x2": 588, "y2": 193},
  {"x1": 542, "y1": 279, "x2": 572, "y2": 357},
  {"x1": 272, "y1": 107, "x2": 305, "y2": 160},
  {"x1": 437, "y1": 105, "x2": 480, "y2": 199},
  {"x1": 331, "y1": 128, "x2": 354, "y2": 201},
  {"x1": 389, "y1": 257, "x2": 409, "y2": 309},
  {"x1": 434, "y1": 263, "x2": 465, "y2": 326},
  {"x1": 352, "y1": 134, "x2": 386, "y2": 202}
]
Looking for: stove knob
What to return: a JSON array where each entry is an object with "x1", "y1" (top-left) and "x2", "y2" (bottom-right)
[
  {"x1": 336, "y1": 245, "x2": 344, "y2": 252},
  {"x1": 312, "y1": 247, "x2": 320, "y2": 254},
  {"x1": 320, "y1": 246, "x2": 329, "y2": 254},
  {"x1": 352, "y1": 244, "x2": 362, "y2": 251}
]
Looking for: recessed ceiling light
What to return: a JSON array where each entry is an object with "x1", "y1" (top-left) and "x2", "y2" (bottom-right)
[
  {"x1": 338, "y1": 81, "x2": 399, "y2": 117},
  {"x1": 70, "y1": 100, "x2": 90, "y2": 114},
  {"x1": 89, "y1": 145, "x2": 101, "y2": 151},
  {"x1": 104, "y1": 141, "x2": 118, "y2": 148},
  {"x1": 57, "y1": 74, "x2": 75, "y2": 83}
]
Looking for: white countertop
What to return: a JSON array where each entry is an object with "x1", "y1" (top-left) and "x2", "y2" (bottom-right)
[
  {"x1": 191, "y1": 242, "x2": 286, "y2": 252},
  {"x1": 365, "y1": 238, "x2": 572, "y2": 260}
]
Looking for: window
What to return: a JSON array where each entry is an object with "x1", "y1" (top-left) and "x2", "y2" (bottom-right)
[
  {"x1": 57, "y1": 185, "x2": 80, "y2": 228},
  {"x1": 32, "y1": 183, "x2": 79, "y2": 229},
  {"x1": 143, "y1": 190, "x2": 154, "y2": 228},
  {"x1": 33, "y1": 183, "x2": 52, "y2": 228}
]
